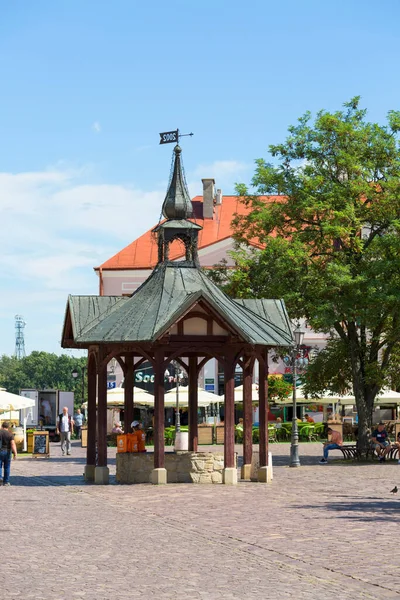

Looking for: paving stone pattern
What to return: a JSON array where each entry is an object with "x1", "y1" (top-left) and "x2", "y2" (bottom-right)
[{"x1": 3, "y1": 441, "x2": 400, "y2": 599}]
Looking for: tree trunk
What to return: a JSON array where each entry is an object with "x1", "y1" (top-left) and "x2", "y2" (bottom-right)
[
  {"x1": 349, "y1": 343, "x2": 376, "y2": 455},
  {"x1": 354, "y1": 391, "x2": 369, "y2": 455}
]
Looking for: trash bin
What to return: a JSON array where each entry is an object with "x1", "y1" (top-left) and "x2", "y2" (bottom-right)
[
  {"x1": 117, "y1": 434, "x2": 129, "y2": 453},
  {"x1": 127, "y1": 433, "x2": 138, "y2": 453}
]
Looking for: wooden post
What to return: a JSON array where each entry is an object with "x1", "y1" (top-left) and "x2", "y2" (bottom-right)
[
  {"x1": 258, "y1": 350, "x2": 271, "y2": 483},
  {"x1": 152, "y1": 349, "x2": 166, "y2": 483},
  {"x1": 188, "y1": 357, "x2": 198, "y2": 452},
  {"x1": 85, "y1": 354, "x2": 97, "y2": 481},
  {"x1": 124, "y1": 355, "x2": 134, "y2": 433},
  {"x1": 241, "y1": 354, "x2": 254, "y2": 479},
  {"x1": 223, "y1": 355, "x2": 237, "y2": 484},
  {"x1": 95, "y1": 357, "x2": 109, "y2": 484}
]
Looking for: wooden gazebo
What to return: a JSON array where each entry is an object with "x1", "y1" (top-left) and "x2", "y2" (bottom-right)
[{"x1": 61, "y1": 144, "x2": 293, "y2": 485}]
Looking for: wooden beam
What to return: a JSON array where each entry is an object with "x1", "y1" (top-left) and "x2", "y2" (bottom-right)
[
  {"x1": 188, "y1": 356, "x2": 198, "y2": 452},
  {"x1": 181, "y1": 311, "x2": 211, "y2": 322},
  {"x1": 167, "y1": 335, "x2": 233, "y2": 344},
  {"x1": 224, "y1": 356, "x2": 236, "y2": 469},
  {"x1": 243, "y1": 354, "x2": 254, "y2": 468},
  {"x1": 207, "y1": 317, "x2": 213, "y2": 335},
  {"x1": 86, "y1": 354, "x2": 97, "y2": 468},
  {"x1": 196, "y1": 356, "x2": 212, "y2": 375},
  {"x1": 154, "y1": 349, "x2": 165, "y2": 469},
  {"x1": 124, "y1": 355, "x2": 134, "y2": 434},
  {"x1": 115, "y1": 355, "x2": 126, "y2": 375},
  {"x1": 134, "y1": 357, "x2": 147, "y2": 370},
  {"x1": 258, "y1": 350, "x2": 269, "y2": 467},
  {"x1": 97, "y1": 358, "x2": 108, "y2": 467}
]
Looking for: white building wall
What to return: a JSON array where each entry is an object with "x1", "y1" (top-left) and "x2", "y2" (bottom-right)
[{"x1": 100, "y1": 238, "x2": 239, "y2": 297}]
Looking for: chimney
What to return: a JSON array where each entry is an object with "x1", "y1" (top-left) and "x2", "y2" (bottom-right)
[
  {"x1": 202, "y1": 178, "x2": 215, "y2": 219},
  {"x1": 215, "y1": 188, "x2": 222, "y2": 205}
]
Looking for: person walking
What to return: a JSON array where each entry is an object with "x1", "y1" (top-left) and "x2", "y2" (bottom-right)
[
  {"x1": 0, "y1": 422, "x2": 17, "y2": 486},
  {"x1": 57, "y1": 407, "x2": 74, "y2": 456},
  {"x1": 73, "y1": 408, "x2": 84, "y2": 439}
]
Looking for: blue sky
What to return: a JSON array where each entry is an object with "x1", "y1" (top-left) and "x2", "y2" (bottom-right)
[{"x1": 0, "y1": 0, "x2": 399, "y2": 355}]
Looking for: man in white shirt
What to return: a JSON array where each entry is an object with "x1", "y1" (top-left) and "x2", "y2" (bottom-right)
[{"x1": 57, "y1": 407, "x2": 74, "y2": 456}]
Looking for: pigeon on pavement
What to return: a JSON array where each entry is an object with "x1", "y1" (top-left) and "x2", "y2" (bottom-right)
[{"x1": 390, "y1": 486, "x2": 398, "y2": 494}]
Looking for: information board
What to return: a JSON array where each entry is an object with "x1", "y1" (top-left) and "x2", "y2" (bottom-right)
[{"x1": 32, "y1": 431, "x2": 50, "y2": 458}]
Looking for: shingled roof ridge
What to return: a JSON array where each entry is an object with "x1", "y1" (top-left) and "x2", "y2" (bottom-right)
[
  {"x1": 233, "y1": 299, "x2": 294, "y2": 343},
  {"x1": 197, "y1": 271, "x2": 293, "y2": 346},
  {"x1": 70, "y1": 294, "x2": 128, "y2": 338}
]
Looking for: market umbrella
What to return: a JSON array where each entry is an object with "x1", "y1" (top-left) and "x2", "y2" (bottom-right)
[
  {"x1": 219, "y1": 383, "x2": 261, "y2": 403},
  {"x1": 374, "y1": 389, "x2": 400, "y2": 404},
  {"x1": 163, "y1": 386, "x2": 217, "y2": 408},
  {"x1": 132, "y1": 387, "x2": 217, "y2": 408},
  {"x1": 273, "y1": 386, "x2": 400, "y2": 405},
  {"x1": 81, "y1": 386, "x2": 154, "y2": 409},
  {"x1": 0, "y1": 388, "x2": 36, "y2": 413}
]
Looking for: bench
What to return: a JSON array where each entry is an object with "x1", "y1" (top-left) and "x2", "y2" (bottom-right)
[
  {"x1": 383, "y1": 446, "x2": 399, "y2": 461},
  {"x1": 333, "y1": 444, "x2": 399, "y2": 461},
  {"x1": 335, "y1": 444, "x2": 360, "y2": 460}
]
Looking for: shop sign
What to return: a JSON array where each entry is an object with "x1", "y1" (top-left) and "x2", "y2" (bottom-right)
[{"x1": 134, "y1": 361, "x2": 182, "y2": 393}]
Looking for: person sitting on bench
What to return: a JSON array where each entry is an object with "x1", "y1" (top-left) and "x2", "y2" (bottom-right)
[
  {"x1": 383, "y1": 430, "x2": 400, "y2": 463},
  {"x1": 371, "y1": 422, "x2": 390, "y2": 462},
  {"x1": 319, "y1": 427, "x2": 343, "y2": 464}
]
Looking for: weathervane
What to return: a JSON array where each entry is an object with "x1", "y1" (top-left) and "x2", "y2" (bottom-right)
[{"x1": 159, "y1": 128, "x2": 193, "y2": 145}]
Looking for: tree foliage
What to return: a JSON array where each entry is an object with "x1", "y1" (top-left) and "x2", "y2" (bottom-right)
[
  {"x1": 224, "y1": 98, "x2": 400, "y2": 451},
  {"x1": 0, "y1": 352, "x2": 87, "y2": 407},
  {"x1": 267, "y1": 375, "x2": 292, "y2": 402}
]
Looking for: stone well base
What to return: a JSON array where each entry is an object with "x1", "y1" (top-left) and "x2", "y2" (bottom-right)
[
  {"x1": 116, "y1": 451, "x2": 236, "y2": 484},
  {"x1": 250, "y1": 450, "x2": 273, "y2": 483}
]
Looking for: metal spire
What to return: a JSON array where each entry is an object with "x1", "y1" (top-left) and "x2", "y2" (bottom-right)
[{"x1": 162, "y1": 144, "x2": 193, "y2": 219}]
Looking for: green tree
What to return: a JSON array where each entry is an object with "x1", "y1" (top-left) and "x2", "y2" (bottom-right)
[
  {"x1": 0, "y1": 352, "x2": 87, "y2": 408},
  {"x1": 267, "y1": 375, "x2": 292, "y2": 403},
  {"x1": 226, "y1": 98, "x2": 400, "y2": 453}
]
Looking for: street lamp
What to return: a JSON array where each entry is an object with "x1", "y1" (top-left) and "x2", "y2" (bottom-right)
[
  {"x1": 173, "y1": 361, "x2": 186, "y2": 433},
  {"x1": 164, "y1": 362, "x2": 185, "y2": 432},
  {"x1": 290, "y1": 321, "x2": 305, "y2": 468},
  {"x1": 72, "y1": 366, "x2": 86, "y2": 405}
]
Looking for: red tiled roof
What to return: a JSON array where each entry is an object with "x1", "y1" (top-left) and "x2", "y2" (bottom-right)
[{"x1": 96, "y1": 195, "x2": 279, "y2": 270}]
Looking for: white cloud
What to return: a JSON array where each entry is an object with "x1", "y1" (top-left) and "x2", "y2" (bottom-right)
[
  {"x1": 192, "y1": 160, "x2": 248, "y2": 179},
  {"x1": 92, "y1": 121, "x2": 101, "y2": 133},
  {"x1": 0, "y1": 165, "x2": 167, "y2": 353},
  {"x1": 0, "y1": 156, "x2": 248, "y2": 354},
  {"x1": 188, "y1": 159, "x2": 250, "y2": 195}
]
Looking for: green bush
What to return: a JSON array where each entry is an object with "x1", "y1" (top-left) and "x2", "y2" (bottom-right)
[
  {"x1": 252, "y1": 428, "x2": 259, "y2": 443},
  {"x1": 235, "y1": 428, "x2": 243, "y2": 443}
]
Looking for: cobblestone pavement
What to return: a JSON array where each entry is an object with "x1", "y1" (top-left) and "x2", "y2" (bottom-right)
[{"x1": 3, "y1": 441, "x2": 400, "y2": 599}]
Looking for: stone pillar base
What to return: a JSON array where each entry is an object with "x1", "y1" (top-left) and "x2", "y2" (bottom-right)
[
  {"x1": 84, "y1": 465, "x2": 95, "y2": 482},
  {"x1": 258, "y1": 465, "x2": 273, "y2": 483},
  {"x1": 223, "y1": 467, "x2": 238, "y2": 485},
  {"x1": 241, "y1": 464, "x2": 252, "y2": 480},
  {"x1": 94, "y1": 466, "x2": 109, "y2": 485},
  {"x1": 151, "y1": 468, "x2": 167, "y2": 485}
]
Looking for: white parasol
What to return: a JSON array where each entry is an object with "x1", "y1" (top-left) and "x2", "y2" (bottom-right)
[
  {"x1": 0, "y1": 388, "x2": 36, "y2": 413},
  {"x1": 81, "y1": 386, "x2": 153, "y2": 409}
]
